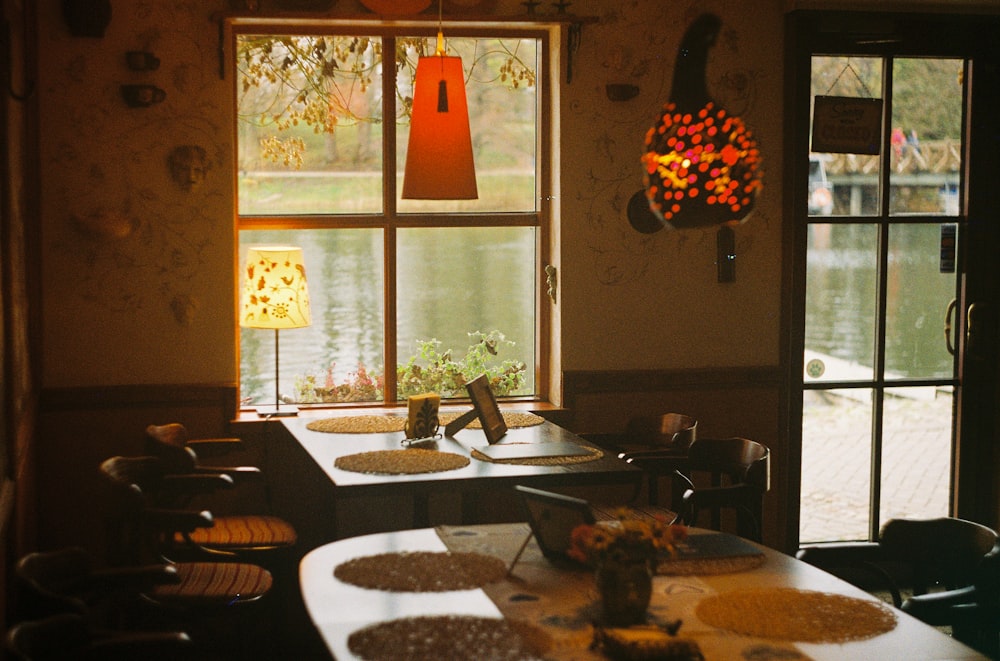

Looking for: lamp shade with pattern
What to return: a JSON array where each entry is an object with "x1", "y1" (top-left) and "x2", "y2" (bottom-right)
[
  {"x1": 240, "y1": 246, "x2": 311, "y2": 416},
  {"x1": 641, "y1": 14, "x2": 763, "y2": 231},
  {"x1": 402, "y1": 48, "x2": 478, "y2": 199}
]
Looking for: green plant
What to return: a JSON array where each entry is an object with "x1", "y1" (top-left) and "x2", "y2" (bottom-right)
[
  {"x1": 396, "y1": 330, "x2": 526, "y2": 399},
  {"x1": 293, "y1": 330, "x2": 527, "y2": 403}
]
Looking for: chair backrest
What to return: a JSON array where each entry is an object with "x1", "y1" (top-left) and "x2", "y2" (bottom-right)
[
  {"x1": 145, "y1": 424, "x2": 199, "y2": 473},
  {"x1": 98, "y1": 456, "x2": 168, "y2": 566},
  {"x1": 625, "y1": 413, "x2": 698, "y2": 451},
  {"x1": 15, "y1": 548, "x2": 92, "y2": 619},
  {"x1": 677, "y1": 437, "x2": 770, "y2": 541},
  {"x1": 686, "y1": 436, "x2": 770, "y2": 491},
  {"x1": 879, "y1": 517, "x2": 999, "y2": 593}
]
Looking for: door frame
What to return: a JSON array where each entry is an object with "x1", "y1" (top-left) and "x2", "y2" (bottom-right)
[{"x1": 782, "y1": 10, "x2": 1000, "y2": 549}]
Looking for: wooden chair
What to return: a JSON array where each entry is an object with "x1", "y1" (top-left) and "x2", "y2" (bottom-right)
[
  {"x1": 14, "y1": 546, "x2": 178, "y2": 627},
  {"x1": 581, "y1": 413, "x2": 697, "y2": 507},
  {"x1": 6, "y1": 613, "x2": 196, "y2": 661},
  {"x1": 617, "y1": 413, "x2": 698, "y2": 458},
  {"x1": 797, "y1": 517, "x2": 1000, "y2": 657},
  {"x1": 99, "y1": 455, "x2": 277, "y2": 657},
  {"x1": 628, "y1": 437, "x2": 770, "y2": 542},
  {"x1": 143, "y1": 423, "x2": 297, "y2": 562}
]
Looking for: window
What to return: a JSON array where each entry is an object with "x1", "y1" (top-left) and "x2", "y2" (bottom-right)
[{"x1": 234, "y1": 26, "x2": 547, "y2": 407}]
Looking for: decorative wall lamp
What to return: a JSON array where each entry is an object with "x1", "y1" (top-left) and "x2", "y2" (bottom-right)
[
  {"x1": 639, "y1": 13, "x2": 763, "y2": 281},
  {"x1": 401, "y1": 1, "x2": 478, "y2": 200},
  {"x1": 240, "y1": 246, "x2": 312, "y2": 417}
]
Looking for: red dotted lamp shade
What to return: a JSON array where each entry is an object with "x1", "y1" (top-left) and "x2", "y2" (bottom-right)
[
  {"x1": 640, "y1": 14, "x2": 763, "y2": 231},
  {"x1": 642, "y1": 103, "x2": 762, "y2": 230}
]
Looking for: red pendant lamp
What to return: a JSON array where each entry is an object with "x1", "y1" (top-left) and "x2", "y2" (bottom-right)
[{"x1": 402, "y1": 9, "x2": 478, "y2": 200}]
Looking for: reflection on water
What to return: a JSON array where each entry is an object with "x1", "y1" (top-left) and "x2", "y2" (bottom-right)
[
  {"x1": 805, "y1": 222, "x2": 955, "y2": 381},
  {"x1": 239, "y1": 227, "x2": 536, "y2": 404}
]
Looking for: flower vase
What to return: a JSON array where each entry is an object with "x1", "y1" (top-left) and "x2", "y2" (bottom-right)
[{"x1": 595, "y1": 559, "x2": 653, "y2": 626}]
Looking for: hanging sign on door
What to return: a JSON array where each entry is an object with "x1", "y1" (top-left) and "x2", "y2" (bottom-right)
[{"x1": 811, "y1": 96, "x2": 883, "y2": 154}]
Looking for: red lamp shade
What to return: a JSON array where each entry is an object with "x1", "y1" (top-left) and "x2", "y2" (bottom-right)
[
  {"x1": 402, "y1": 54, "x2": 478, "y2": 200},
  {"x1": 642, "y1": 102, "x2": 763, "y2": 230}
]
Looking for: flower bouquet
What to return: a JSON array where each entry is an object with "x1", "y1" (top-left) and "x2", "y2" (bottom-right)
[
  {"x1": 568, "y1": 509, "x2": 687, "y2": 567},
  {"x1": 568, "y1": 509, "x2": 687, "y2": 625}
]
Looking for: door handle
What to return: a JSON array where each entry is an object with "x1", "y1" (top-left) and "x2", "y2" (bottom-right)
[{"x1": 944, "y1": 298, "x2": 957, "y2": 356}]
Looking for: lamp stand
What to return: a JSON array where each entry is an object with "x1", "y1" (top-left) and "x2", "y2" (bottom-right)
[{"x1": 257, "y1": 328, "x2": 299, "y2": 417}]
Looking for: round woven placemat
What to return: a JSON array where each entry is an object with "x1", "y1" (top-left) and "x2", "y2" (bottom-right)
[
  {"x1": 306, "y1": 411, "x2": 545, "y2": 434},
  {"x1": 696, "y1": 588, "x2": 897, "y2": 643},
  {"x1": 658, "y1": 553, "x2": 766, "y2": 576},
  {"x1": 335, "y1": 449, "x2": 470, "y2": 474},
  {"x1": 348, "y1": 615, "x2": 550, "y2": 660},
  {"x1": 471, "y1": 444, "x2": 603, "y2": 466},
  {"x1": 334, "y1": 551, "x2": 507, "y2": 591}
]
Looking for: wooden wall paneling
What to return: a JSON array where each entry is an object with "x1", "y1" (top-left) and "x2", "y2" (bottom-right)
[{"x1": 35, "y1": 385, "x2": 237, "y2": 557}]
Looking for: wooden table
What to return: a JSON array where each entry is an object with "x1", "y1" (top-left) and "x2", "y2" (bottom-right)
[
  {"x1": 300, "y1": 524, "x2": 990, "y2": 660},
  {"x1": 282, "y1": 414, "x2": 640, "y2": 531}
]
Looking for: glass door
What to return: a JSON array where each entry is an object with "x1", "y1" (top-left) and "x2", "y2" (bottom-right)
[{"x1": 799, "y1": 54, "x2": 964, "y2": 543}]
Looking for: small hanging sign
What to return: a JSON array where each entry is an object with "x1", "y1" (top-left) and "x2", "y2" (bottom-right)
[
  {"x1": 940, "y1": 223, "x2": 957, "y2": 273},
  {"x1": 811, "y1": 96, "x2": 883, "y2": 155}
]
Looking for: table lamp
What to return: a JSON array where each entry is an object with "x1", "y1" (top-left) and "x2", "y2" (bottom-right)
[{"x1": 240, "y1": 245, "x2": 312, "y2": 417}]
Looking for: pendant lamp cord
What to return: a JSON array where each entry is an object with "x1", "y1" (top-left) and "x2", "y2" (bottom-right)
[
  {"x1": 435, "y1": 0, "x2": 448, "y2": 111},
  {"x1": 436, "y1": 0, "x2": 445, "y2": 56}
]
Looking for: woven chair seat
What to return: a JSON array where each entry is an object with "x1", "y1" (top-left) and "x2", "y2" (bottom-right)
[
  {"x1": 150, "y1": 561, "x2": 272, "y2": 607},
  {"x1": 178, "y1": 515, "x2": 297, "y2": 550}
]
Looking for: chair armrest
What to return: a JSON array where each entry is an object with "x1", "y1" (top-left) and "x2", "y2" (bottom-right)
[
  {"x1": 796, "y1": 542, "x2": 903, "y2": 605},
  {"x1": 903, "y1": 585, "x2": 979, "y2": 625},
  {"x1": 192, "y1": 465, "x2": 262, "y2": 484},
  {"x1": 624, "y1": 452, "x2": 690, "y2": 475},
  {"x1": 89, "y1": 629, "x2": 194, "y2": 658},
  {"x1": 86, "y1": 564, "x2": 181, "y2": 590},
  {"x1": 796, "y1": 542, "x2": 885, "y2": 566},
  {"x1": 159, "y1": 473, "x2": 235, "y2": 499},
  {"x1": 145, "y1": 508, "x2": 214, "y2": 534},
  {"x1": 618, "y1": 447, "x2": 687, "y2": 462},
  {"x1": 186, "y1": 436, "x2": 244, "y2": 459}
]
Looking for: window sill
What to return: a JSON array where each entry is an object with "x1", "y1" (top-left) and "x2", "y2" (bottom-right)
[{"x1": 234, "y1": 400, "x2": 567, "y2": 425}]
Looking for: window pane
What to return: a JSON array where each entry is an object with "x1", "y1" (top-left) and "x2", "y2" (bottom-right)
[
  {"x1": 236, "y1": 35, "x2": 385, "y2": 216},
  {"x1": 239, "y1": 229, "x2": 385, "y2": 405},
  {"x1": 804, "y1": 223, "x2": 878, "y2": 383},
  {"x1": 801, "y1": 389, "x2": 873, "y2": 543},
  {"x1": 885, "y1": 223, "x2": 956, "y2": 379},
  {"x1": 397, "y1": 227, "x2": 535, "y2": 398},
  {"x1": 879, "y1": 387, "x2": 952, "y2": 524},
  {"x1": 889, "y1": 59, "x2": 963, "y2": 216},
  {"x1": 810, "y1": 56, "x2": 883, "y2": 216},
  {"x1": 397, "y1": 37, "x2": 538, "y2": 214}
]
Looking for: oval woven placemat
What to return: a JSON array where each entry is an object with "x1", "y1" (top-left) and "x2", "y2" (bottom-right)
[
  {"x1": 334, "y1": 551, "x2": 507, "y2": 592},
  {"x1": 696, "y1": 588, "x2": 897, "y2": 643},
  {"x1": 334, "y1": 448, "x2": 470, "y2": 474},
  {"x1": 348, "y1": 615, "x2": 550, "y2": 661},
  {"x1": 470, "y1": 444, "x2": 603, "y2": 466},
  {"x1": 306, "y1": 411, "x2": 545, "y2": 434}
]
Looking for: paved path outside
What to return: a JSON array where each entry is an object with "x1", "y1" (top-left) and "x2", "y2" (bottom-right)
[{"x1": 800, "y1": 390, "x2": 953, "y2": 543}]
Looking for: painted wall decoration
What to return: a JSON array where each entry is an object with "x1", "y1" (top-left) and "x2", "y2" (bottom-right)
[{"x1": 42, "y1": 2, "x2": 228, "y2": 322}]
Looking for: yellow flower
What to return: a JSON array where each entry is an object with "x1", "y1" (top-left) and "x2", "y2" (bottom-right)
[{"x1": 568, "y1": 509, "x2": 687, "y2": 567}]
